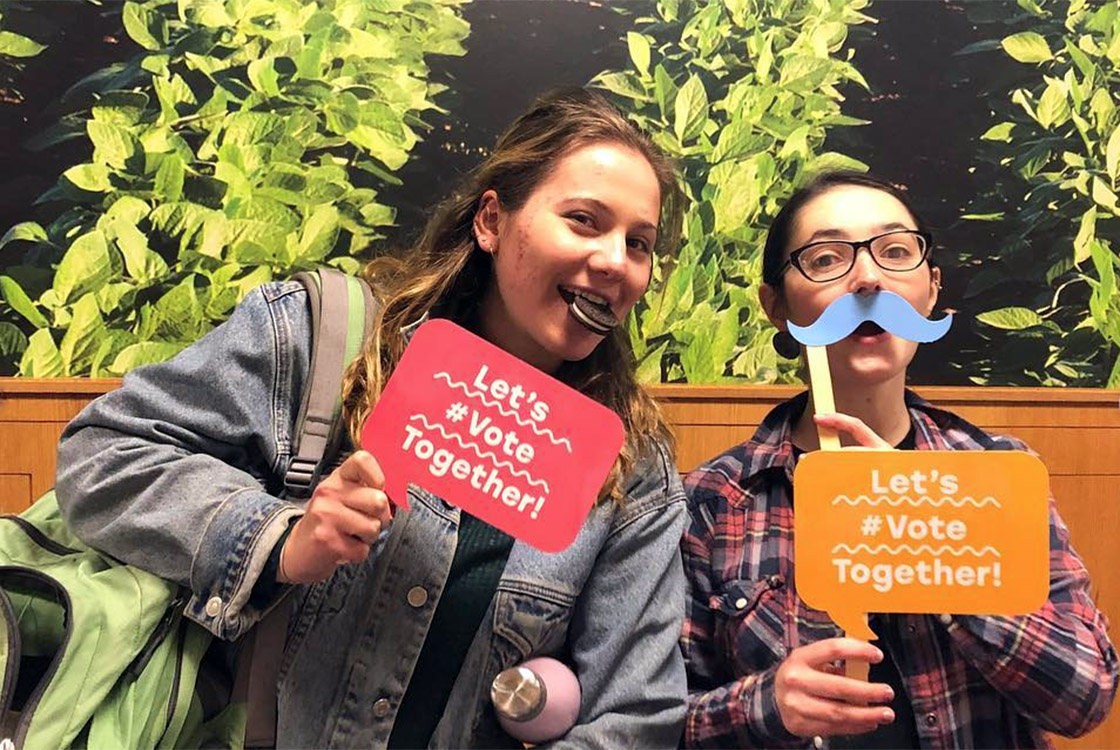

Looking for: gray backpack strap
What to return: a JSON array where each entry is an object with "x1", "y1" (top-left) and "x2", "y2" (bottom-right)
[
  {"x1": 243, "y1": 268, "x2": 377, "y2": 749},
  {"x1": 284, "y1": 268, "x2": 374, "y2": 497}
]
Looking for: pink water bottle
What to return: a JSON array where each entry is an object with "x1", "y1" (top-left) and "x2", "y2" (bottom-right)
[{"x1": 490, "y1": 657, "x2": 581, "y2": 743}]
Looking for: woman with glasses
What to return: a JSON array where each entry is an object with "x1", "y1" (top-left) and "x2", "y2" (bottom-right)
[{"x1": 679, "y1": 171, "x2": 1117, "y2": 748}]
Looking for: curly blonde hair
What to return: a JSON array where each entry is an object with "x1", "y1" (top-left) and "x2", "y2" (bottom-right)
[{"x1": 340, "y1": 88, "x2": 683, "y2": 502}]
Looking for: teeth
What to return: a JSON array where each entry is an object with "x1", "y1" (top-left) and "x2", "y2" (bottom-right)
[{"x1": 564, "y1": 287, "x2": 610, "y2": 308}]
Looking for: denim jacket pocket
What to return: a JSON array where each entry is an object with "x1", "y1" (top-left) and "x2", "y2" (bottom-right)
[
  {"x1": 490, "y1": 577, "x2": 577, "y2": 667},
  {"x1": 712, "y1": 576, "x2": 787, "y2": 674}
]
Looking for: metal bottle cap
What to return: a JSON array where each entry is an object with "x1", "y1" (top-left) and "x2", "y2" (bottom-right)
[{"x1": 490, "y1": 665, "x2": 548, "y2": 722}]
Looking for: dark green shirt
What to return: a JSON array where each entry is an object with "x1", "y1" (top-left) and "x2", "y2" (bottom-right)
[{"x1": 388, "y1": 512, "x2": 514, "y2": 748}]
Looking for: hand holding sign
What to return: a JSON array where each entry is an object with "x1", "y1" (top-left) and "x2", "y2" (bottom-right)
[
  {"x1": 794, "y1": 450, "x2": 1050, "y2": 639},
  {"x1": 280, "y1": 450, "x2": 394, "y2": 584},
  {"x1": 361, "y1": 320, "x2": 625, "y2": 552}
]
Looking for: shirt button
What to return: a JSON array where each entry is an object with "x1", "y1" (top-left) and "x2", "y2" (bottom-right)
[
  {"x1": 813, "y1": 736, "x2": 824, "y2": 749},
  {"x1": 205, "y1": 596, "x2": 222, "y2": 617},
  {"x1": 907, "y1": 624, "x2": 917, "y2": 634},
  {"x1": 372, "y1": 698, "x2": 391, "y2": 719},
  {"x1": 407, "y1": 586, "x2": 428, "y2": 608},
  {"x1": 734, "y1": 597, "x2": 748, "y2": 610},
  {"x1": 938, "y1": 613, "x2": 952, "y2": 626},
  {"x1": 925, "y1": 713, "x2": 938, "y2": 727}
]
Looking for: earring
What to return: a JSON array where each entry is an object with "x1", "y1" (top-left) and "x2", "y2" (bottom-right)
[{"x1": 772, "y1": 330, "x2": 801, "y2": 359}]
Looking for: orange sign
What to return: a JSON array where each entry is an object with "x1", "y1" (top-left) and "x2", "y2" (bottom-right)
[{"x1": 794, "y1": 450, "x2": 1050, "y2": 640}]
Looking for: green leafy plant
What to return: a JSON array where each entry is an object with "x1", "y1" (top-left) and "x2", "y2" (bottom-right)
[
  {"x1": 593, "y1": 0, "x2": 873, "y2": 384},
  {"x1": 0, "y1": 0, "x2": 468, "y2": 376},
  {"x1": 960, "y1": 0, "x2": 1120, "y2": 386}
]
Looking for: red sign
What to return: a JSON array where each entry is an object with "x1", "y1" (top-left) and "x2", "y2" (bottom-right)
[{"x1": 361, "y1": 320, "x2": 625, "y2": 552}]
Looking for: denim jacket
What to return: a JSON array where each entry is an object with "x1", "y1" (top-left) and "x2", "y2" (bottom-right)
[{"x1": 55, "y1": 280, "x2": 688, "y2": 748}]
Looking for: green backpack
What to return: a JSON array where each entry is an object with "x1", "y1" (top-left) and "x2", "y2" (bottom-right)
[{"x1": 0, "y1": 269, "x2": 376, "y2": 750}]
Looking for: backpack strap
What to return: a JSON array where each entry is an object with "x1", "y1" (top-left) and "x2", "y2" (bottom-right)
[
  {"x1": 283, "y1": 268, "x2": 376, "y2": 497},
  {"x1": 243, "y1": 268, "x2": 377, "y2": 749}
]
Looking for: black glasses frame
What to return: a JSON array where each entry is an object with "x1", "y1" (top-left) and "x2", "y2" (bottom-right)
[{"x1": 779, "y1": 229, "x2": 933, "y2": 283}]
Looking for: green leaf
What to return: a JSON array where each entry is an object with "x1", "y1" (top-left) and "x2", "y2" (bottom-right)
[
  {"x1": 1035, "y1": 80, "x2": 1069, "y2": 128},
  {"x1": 1074, "y1": 208, "x2": 1096, "y2": 264},
  {"x1": 628, "y1": 32, "x2": 652, "y2": 78},
  {"x1": 111, "y1": 219, "x2": 169, "y2": 282},
  {"x1": 0, "y1": 321, "x2": 27, "y2": 359},
  {"x1": 88, "y1": 121, "x2": 138, "y2": 169},
  {"x1": 0, "y1": 221, "x2": 47, "y2": 250},
  {"x1": 1092, "y1": 176, "x2": 1120, "y2": 213},
  {"x1": 635, "y1": 341, "x2": 668, "y2": 384},
  {"x1": 109, "y1": 341, "x2": 184, "y2": 374},
  {"x1": 153, "y1": 277, "x2": 205, "y2": 340},
  {"x1": 296, "y1": 205, "x2": 340, "y2": 263},
  {"x1": 653, "y1": 64, "x2": 676, "y2": 121},
  {"x1": 247, "y1": 57, "x2": 281, "y2": 97},
  {"x1": 976, "y1": 307, "x2": 1045, "y2": 330},
  {"x1": 20, "y1": 329, "x2": 63, "y2": 377},
  {"x1": 979, "y1": 122, "x2": 1015, "y2": 142},
  {"x1": 59, "y1": 293, "x2": 105, "y2": 372},
  {"x1": 1106, "y1": 124, "x2": 1120, "y2": 182},
  {"x1": 673, "y1": 75, "x2": 708, "y2": 144},
  {"x1": 154, "y1": 154, "x2": 185, "y2": 201},
  {"x1": 0, "y1": 30, "x2": 46, "y2": 57},
  {"x1": 62, "y1": 163, "x2": 111, "y2": 193},
  {"x1": 53, "y1": 230, "x2": 115, "y2": 306},
  {"x1": 1001, "y1": 31, "x2": 1052, "y2": 63},
  {"x1": 0, "y1": 275, "x2": 48, "y2": 327},
  {"x1": 122, "y1": 2, "x2": 168, "y2": 51},
  {"x1": 91, "y1": 91, "x2": 149, "y2": 126}
]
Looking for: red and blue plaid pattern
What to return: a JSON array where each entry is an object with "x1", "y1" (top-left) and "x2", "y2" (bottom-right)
[{"x1": 681, "y1": 391, "x2": 1117, "y2": 748}]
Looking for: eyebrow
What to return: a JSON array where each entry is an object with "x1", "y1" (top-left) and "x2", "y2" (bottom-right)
[
  {"x1": 804, "y1": 222, "x2": 914, "y2": 243},
  {"x1": 563, "y1": 197, "x2": 659, "y2": 235}
]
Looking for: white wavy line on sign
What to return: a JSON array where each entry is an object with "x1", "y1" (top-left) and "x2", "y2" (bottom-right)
[
  {"x1": 409, "y1": 414, "x2": 551, "y2": 493},
  {"x1": 432, "y1": 372, "x2": 572, "y2": 454},
  {"x1": 831, "y1": 543, "x2": 1001, "y2": 558},
  {"x1": 830, "y1": 495, "x2": 1001, "y2": 509}
]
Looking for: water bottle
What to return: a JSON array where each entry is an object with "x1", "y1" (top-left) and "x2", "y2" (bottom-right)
[{"x1": 490, "y1": 657, "x2": 581, "y2": 743}]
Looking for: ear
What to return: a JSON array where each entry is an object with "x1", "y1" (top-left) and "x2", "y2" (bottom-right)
[
  {"x1": 473, "y1": 189, "x2": 501, "y2": 255},
  {"x1": 925, "y1": 264, "x2": 942, "y2": 316},
  {"x1": 759, "y1": 282, "x2": 789, "y2": 330}
]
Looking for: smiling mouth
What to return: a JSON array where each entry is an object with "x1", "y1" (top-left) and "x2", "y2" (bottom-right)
[{"x1": 559, "y1": 286, "x2": 618, "y2": 335}]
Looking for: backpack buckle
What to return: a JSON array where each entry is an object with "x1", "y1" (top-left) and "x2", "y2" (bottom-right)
[{"x1": 283, "y1": 456, "x2": 320, "y2": 498}]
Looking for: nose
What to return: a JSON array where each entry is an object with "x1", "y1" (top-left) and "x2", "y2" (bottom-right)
[
  {"x1": 588, "y1": 231, "x2": 628, "y2": 280},
  {"x1": 847, "y1": 244, "x2": 883, "y2": 295}
]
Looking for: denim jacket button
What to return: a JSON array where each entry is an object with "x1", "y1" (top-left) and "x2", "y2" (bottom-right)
[
  {"x1": 407, "y1": 585, "x2": 428, "y2": 608},
  {"x1": 734, "y1": 597, "x2": 748, "y2": 610},
  {"x1": 205, "y1": 596, "x2": 222, "y2": 617},
  {"x1": 373, "y1": 698, "x2": 391, "y2": 719},
  {"x1": 813, "y1": 736, "x2": 824, "y2": 749}
]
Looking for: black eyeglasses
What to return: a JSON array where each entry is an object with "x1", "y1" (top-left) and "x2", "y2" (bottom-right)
[{"x1": 780, "y1": 230, "x2": 933, "y2": 283}]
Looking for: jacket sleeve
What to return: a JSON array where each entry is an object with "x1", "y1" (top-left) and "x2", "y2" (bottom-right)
[
  {"x1": 544, "y1": 443, "x2": 688, "y2": 749},
  {"x1": 55, "y1": 283, "x2": 309, "y2": 640},
  {"x1": 680, "y1": 473, "x2": 804, "y2": 749},
  {"x1": 945, "y1": 493, "x2": 1118, "y2": 737}
]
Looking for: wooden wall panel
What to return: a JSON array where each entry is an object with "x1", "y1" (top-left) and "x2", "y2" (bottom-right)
[{"x1": 2, "y1": 379, "x2": 1118, "y2": 747}]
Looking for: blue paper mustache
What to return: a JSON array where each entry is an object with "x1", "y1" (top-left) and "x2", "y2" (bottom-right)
[{"x1": 787, "y1": 291, "x2": 953, "y2": 346}]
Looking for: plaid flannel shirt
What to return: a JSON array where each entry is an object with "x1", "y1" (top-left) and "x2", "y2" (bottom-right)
[{"x1": 681, "y1": 391, "x2": 1117, "y2": 749}]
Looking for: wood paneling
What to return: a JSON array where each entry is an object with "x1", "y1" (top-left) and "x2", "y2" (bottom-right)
[
  {"x1": 0, "y1": 474, "x2": 31, "y2": 514},
  {"x1": 2, "y1": 378, "x2": 1118, "y2": 747}
]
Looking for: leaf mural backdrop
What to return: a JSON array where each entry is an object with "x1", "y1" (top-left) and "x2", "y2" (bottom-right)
[
  {"x1": 0, "y1": 0, "x2": 468, "y2": 376},
  {"x1": 591, "y1": 0, "x2": 874, "y2": 384},
  {"x1": 961, "y1": 0, "x2": 1120, "y2": 387}
]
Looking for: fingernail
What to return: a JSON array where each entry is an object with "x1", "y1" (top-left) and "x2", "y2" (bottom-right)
[
  {"x1": 873, "y1": 648, "x2": 884, "y2": 661},
  {"x1": 883, "y1": 688, "x2": 895, "y2": 701},
  {"x1": 881, "y1": 709, "x2": 894, "y2": 722}
]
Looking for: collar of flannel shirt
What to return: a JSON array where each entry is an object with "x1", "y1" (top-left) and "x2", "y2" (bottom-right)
[{"x1": 735, "y1": 389, "x2": 1007, "y2": 493}]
